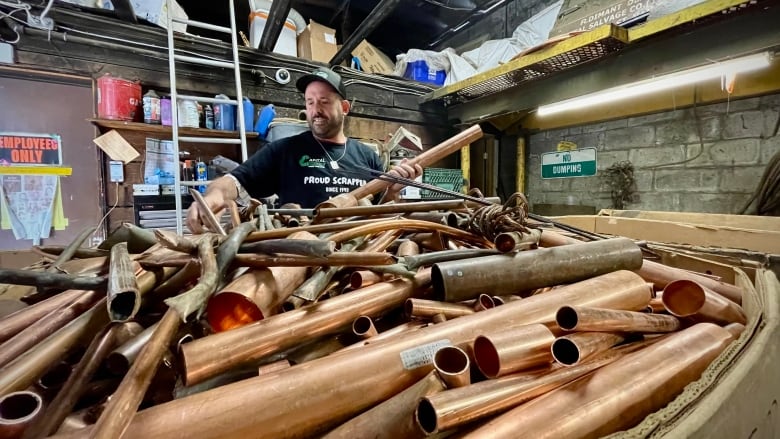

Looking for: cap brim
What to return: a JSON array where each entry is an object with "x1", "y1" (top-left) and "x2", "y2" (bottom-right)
[{"x1": 295, "y1": 74, "x2": 345, "y2": 99}]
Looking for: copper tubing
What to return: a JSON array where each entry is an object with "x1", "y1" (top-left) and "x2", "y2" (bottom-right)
[
  {"x1": 556, "y1": 306, "x2": 681, "y2": 333},
  {"x1": 323, "y1": 371, "x2": 445, "y2": 439},
  {"x1": 0, "y1": 391, "x2": 43, "y2": 439},
  {"x1": 342, "y1": 322, "x2": 427, "y2": 351},
  {"x1": 350, "y1": 271, "x2": 386, "y2": 289},
  {"x1": 494, "y1": 229, "x2": 542, "y2": 253},
  {"x1": 352, "y1": 316, "x2": 378, "y2": 339},
  {"x1": 473, "y1": 324, "x2": 555, "y2": 378},
  {"x1": 462, "y1": 323, "x2": 734, "y2": 439},
  {"x1": 326, "y1": 219, "x2": 492, "y2": 247},
  {"x1": 0, "y1": 289, "x2": 101, "y2": 369},
  {"x1": 433, "y1": 346, "x2": 471, "y2": 388},
  {"x1": 724, "y1": 323, "x2": 746, "y2": 338},
  {"x1": 473, "y1": 294, "x2": 495, "y2": 312},
  {"x1": 233, "y1": 251, "x2": 396, "y2": 268},
  {"x1": 405, "y1": 298, "x2": 475, "y2": 320},
  {"x1": 183, "y1": 271, "x2": 431, "y2": 386},
  {"x1": 662, "y1": 280, "x2": 747, "y2": 325},
  {"x1": 648, "y1": 296, "x2": 666, "y2": 313},
  {"x1": 433, "y1": 238, "x2": 644, "y2": 302},
  {"x1": 24, "y1": 322, "x2": 142, "y2": 438},
  {"x1": 239, "y1": 238, "x2": 336, "y2": 258},
  {"x1": 552, "y1": 332, "x2": 627, "y2": 366},
  {"x1": 317, "y1": 125, "x2": 483, "y2": 210},
  {"x1": 89, "y1": 307, "x2": 182, "y2": 439},
  {"x1": 0, "y1": 269, "x2": 107, "y2": 292},
  {"x1": 402, "y1": 249, "x2": 500, "y2": 270},
  {"x1": 107, "y1": 243, "x2": 141, "y2": 322},
  {"x1": 494, "y1": 295, "x2": 522, "y2": 303},
  {"x1": 257, "y1": 359, "x2": 291, "y2": 376},
  {"x1": 315, "y1": 198, "x2": 493, "y2": 220},
  {"x1": 60, "y1": 270, "x2": 651, "y2": 439},
  {"x1": 106, "y1": 322, "x2": 158, "y2": 375},
  {"x1": 244, "y1": 219, "x2": 380, "y2": 242},
  {"x1": 189, "y1": 188, "x2": 226, "y2": 235},
  {"x1": 396, "y1": 240, "x2": 420, "y2": 258}
]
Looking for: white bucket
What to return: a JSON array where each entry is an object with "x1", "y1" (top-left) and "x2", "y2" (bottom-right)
[{"x1": 249, "y1": 10, "x2": 297, "y2": 57}]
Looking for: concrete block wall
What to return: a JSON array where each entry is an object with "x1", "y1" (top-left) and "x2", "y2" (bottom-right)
[{"x1": 526, "y1": 93, "x2": 780, "y2": 214}]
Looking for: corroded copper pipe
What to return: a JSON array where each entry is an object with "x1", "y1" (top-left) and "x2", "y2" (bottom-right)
[
  {"x1": 0, "y1": 290, "x2": 101, "y2": 369},
  {"x1": 433, "y1": 346, "x2": 470, "y2": 388},
  {"x1": 396, "y1": 240, "x2": 420, "y2": 258},
  {"x1": 233, "y1": 251, "x2": 395, "y2": 268},
  {"x1": 0, "y1": 269, "x2": 107, "y2": 292},
  {"x1": 0, "y1": 391, "x2": 43, "y2": 439},
  {"x1": 556, "y1": 306, "x2": 681, "y2": 333},
  {"x1": 58, "y1": 270, "x2": 650, "y2": 439},
  {"x1": 494, "y1": 229, "x2": 542, "y2": 253},
  {"x1": 107, "y1": 243, "x2": 140, "y2": 322},
  {"x1": 317, "y1": 125, "x2": 483, "y2": 210},
  {"x1": 551, "y1": 332, "x2": 627, "y2": 366},
  {"x1": 239, "y1": 239, "x2": 335, "y2": 257},
  {"x1": 23, "y1": 322, "x2": 142, "y2": 438},
  {"x1": 183, "y1": 271, "x2": 431, "y2": 386},
  {"x1": 473, "y1": 324, "x2": 555, "y2": 378},
  {"x1": 352, "y1": 316, "x2": 378, "y2": 339},
  {"x1": 402, "y1": 249, "x2": 500, "y2": 270},
  {"x1": 433, "y1": 238, "x2": 643, "y2": 302},
  {"x1": 662, "y1": 280, "x2": 747, "y2": 325},
  {"x1": 461, "y1": 323, "x2": 734, "y2": 439},
  {"x1": 405, "y1": 298, "x2": 474, "y2": 320},
  {"x1": 323, "y1": 371, "x2": 445, "y2": 439}
]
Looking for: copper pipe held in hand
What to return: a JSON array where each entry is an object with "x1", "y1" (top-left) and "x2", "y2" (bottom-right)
[
  {"x1": 433, "y1": 345, "x2": 471, "y2": 388},
  {"x1": 0, "y1": 391, "x2": 43, "y2": 439},
  {"x1": 189, "y1": 188, "x2": 226, "y2": 236},
  {"x1": 474, "y1": 324, "x2": 555, "y2": 378},
  {"x1": 107, "y1": 243, "x2": 141, "y2": 322},
  {"x1": 555, "y1": 306, "x2": 681, "y2": 333},
  {"x1": 662, "y1": 280, "x2": 747, "y2": 325},
  {"x1": 552, "y1": 332, "x2": 627, "y2": 366},
  {"x1": 405, "y1": 298, "x2": 474, "y2": 320},
  {"x1": 352, "y1": 316, "x2": 378, "y2": 339},
  {"x1": 433, "y1": 238, "x2": 644, "y2": 302}
]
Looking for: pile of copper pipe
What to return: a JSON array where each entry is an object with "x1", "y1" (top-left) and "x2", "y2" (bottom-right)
[{"x1": 0, "y1": 390, "x2": 43, "y2": 438}]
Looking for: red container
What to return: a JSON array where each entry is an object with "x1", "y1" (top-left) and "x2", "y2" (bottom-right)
[{"x1": 97, "y1": 74, "x2": 142, "y2": 121}]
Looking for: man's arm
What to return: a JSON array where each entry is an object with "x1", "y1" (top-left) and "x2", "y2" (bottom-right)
[{"x1": 383, "y1": 158, "x2": 423, "y2": 202}]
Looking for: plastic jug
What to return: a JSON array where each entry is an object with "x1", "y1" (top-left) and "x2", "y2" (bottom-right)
[
  {"x1": 213, "y1": 94, "x2": 236, "y2": 131},
  {"x1": 255, "y1": 104, "x2": 276, "y2": 139},
  {"x1": 241, "y1": 97, "x2": 255, "y2": 132}
]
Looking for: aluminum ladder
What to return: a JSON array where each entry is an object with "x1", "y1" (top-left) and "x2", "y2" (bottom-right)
[{"x1": 165, "y1": 0, "x2": 249, "y2": 235}]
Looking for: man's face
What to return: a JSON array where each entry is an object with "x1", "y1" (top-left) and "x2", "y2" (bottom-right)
[{"x1": 304, "y1": 81, "x2": 345, "y2": 140}]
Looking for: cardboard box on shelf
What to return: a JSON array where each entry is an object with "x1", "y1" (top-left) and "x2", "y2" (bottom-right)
[
  {"x1": 297, "y1": 20, "x2": 338, "y2": 63},
  {"x1": 352, "y1": 40, "x2": 395, "y2": 75}
]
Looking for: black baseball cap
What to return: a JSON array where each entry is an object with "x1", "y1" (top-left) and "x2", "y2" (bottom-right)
[{"x1": 296, "y1": 67, "x2": 347, "y2": 99}]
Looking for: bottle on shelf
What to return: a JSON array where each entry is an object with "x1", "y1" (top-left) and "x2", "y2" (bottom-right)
[{"x1": 142, "y1": 90, "x2": 161, "y2": 124}]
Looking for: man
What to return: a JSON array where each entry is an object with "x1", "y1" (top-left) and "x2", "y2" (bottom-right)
[{"x1": 187, "y1": 67, "x2": 422, "y2": 234}]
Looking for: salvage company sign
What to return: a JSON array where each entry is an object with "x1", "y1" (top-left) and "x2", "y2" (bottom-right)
[
  {"x1": 541, "y1": 148, "x2": 597, "y2": 179},
  {"x1": 0, "y1": 133, "x2": 63, "y2": 165}
]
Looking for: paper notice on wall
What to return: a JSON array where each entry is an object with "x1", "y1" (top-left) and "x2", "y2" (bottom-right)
[
  {"x1": 144, "y1": 138, "x2": 176, "y2": 185},
  {"x1": 0, "y1": 175, "x2": 57, "y2": 244}
]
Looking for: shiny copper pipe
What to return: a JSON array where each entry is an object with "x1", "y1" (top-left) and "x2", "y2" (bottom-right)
[
  {"x1": 724, "y1": 323, "x2": 746, "y2": 338},
  {"x1": 461, "y1": 323, "x2": 734, "y2": 439},
  {"x1": 405, "y1": 298, "x2": 474, "y2": 320},
  {"x1": 342, "y1": 322, "x2": 427, "y2": 351},
  {"x1": 257, "y1": 359, "x2": 291, "y2": 376},
  {"x1": 662, "y1": 280, "x2": 747, "y2": 325},
  {"x1": 317, "y1": 125, "x2": 483, "y2": 210},
  {"x1": 352, "y1": 316, "x2": 378, "y2": 339},
  {"x1": 362, "y1": 230, "x2": 402, "y2": 253},
  {"x1": 433, "y1": 346, "x2": 470, "y2": 388},
  {"x1": 433, "y1": 238, "x2": 643, "y2": 302},
  {"x1": 327, "y1": 219, "x2": 492, "y2": 247},
  {"x1": 323, "y1": 371, "x2": 445, "y2": 439},
  {"x1": 473, "y1": 324, "x2": 555, "y2": 378},
  {"x1": 107, "y1": 243, "x2": 141, "y2": 322},
  {"x1": 556, "y1": 306, "x2": 681, "y2": 333},
  {"x1": 396, "y1": 240, "x2": 420, "y2": 258},
  {"x1": 58, "y1": 270, "x2": 650, "y2": 439},
  {"x1": 183, "y1": 271, "x2": 431, "y2": 386},
  {"x1": 350, "y1": 271, "x2": 387, "y2": 289},
  {"x1": 552, "y1": 332, "x2": 627, "y2": 366},
  {"x1": 89, "y1": 307, "x2": 181, "y2": 439},
  {"x1": 315, "y1": 198, "x2": 490, "y2": 220},
  {"x1": 648, "y1": 296, "x2": 666, "y2": 313},
  {"x1": 494, "y1": 229, "x2": 542, "y2": 253},
  {"x1": 0, "y1": 289, "x2": 101, "y2": 369},
  {"x1": 232, "y1": 251, "x2": 395, "y2": 268},
  {"x1": 473, "y1": 294, "x2": 495, "y2": 312},
  {"x1": 106, "y1": 322, "x2": 158, "y2": 375},
  {"x1": 244, "y1": 219, "x2": 380, "y2": 242},
  {"x1": 286, "y1": 336, "x2": 347, "y2": 365},
  {"x1": 0, "y1": 391, "x2": 43, "y2": 439},
  {"x1": 23, "y1": 322, "x2": 142, "y2": 438}
]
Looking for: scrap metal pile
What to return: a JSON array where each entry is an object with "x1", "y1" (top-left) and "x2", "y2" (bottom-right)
[{"x1": 0, "y1": 126, "x2": 748, "y2": 439}]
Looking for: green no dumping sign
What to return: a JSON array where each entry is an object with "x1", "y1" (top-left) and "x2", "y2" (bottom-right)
[{"x1": 541, "y1": 148, "x2": 597, "y2": 179}]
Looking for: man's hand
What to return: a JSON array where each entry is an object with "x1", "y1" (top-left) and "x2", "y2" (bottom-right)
[
  {"x1": 385, "y1": 158, "x2": 423, "y2": 200},
  {"x1": 186, "y1": 192, "x2": 226, "y2": 234}
]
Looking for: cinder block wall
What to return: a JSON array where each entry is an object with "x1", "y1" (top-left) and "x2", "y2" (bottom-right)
[{"x1": 526, "y1": 93, "x2": 780, "y2": 213}]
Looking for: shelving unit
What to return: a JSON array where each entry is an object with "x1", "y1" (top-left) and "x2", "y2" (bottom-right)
[{"x1": 88, "y1": 118, "x2": 259, "y2": 139}]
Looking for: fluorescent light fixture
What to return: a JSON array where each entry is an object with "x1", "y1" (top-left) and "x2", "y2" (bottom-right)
[{"x1": 537, "y1": 52, "x2": 772, "y2": 116}]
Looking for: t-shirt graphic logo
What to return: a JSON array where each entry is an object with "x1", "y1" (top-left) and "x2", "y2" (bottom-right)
[{"x1": 299, "y1": 154, "x2": 326, "y2": 168}]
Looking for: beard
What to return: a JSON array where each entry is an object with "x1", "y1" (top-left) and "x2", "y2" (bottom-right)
[{"x1": 308, "y1": 111, "x2": 344, "y2": 140}]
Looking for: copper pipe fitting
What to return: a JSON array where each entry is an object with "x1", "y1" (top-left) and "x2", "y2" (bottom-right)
[
  {"x1": 352, "y1": 316, "x2": 378, "y2": 339},
  {"x1": 556, "y1": 306, "x2": 681, "y2": 333},
  {"x1": 662, "y1": 280, "x2": 747, "y2": 325},
  {"x1": 405, "y1": 298, "x2": 474, "y2": 320},
  {"x1": 474, "y1": 324, "x2": 555, "y2": 378},
  {"x1": 0, "y1": 391, "x2": 43, "y2": 439},
  {"x1": 433, "y1": 346, "x2": 471, "y2": 388}
]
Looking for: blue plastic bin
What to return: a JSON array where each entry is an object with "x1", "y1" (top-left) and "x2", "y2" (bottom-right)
[{"x1": 403, "y1": 60, "x2": 446, "y2": 86}]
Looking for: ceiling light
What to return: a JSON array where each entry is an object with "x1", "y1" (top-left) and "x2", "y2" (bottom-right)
[{"x1": 537, "y1": 52, "x2": 772, "y2": 117}]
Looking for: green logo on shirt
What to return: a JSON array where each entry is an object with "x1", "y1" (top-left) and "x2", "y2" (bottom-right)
[{"x1": 299, "y1": 155, "x2": 327, "y2": 168}]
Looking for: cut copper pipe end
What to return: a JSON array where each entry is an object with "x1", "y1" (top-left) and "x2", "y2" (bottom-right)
[
  {"x1": 434, "y1": 346, "x2": 471, "y2": 388},
  {"x1": 352, "y1": 316, "x2": 378, "y2": 339},
  {"x1": 491, "y1": 296, "x2": 506, "y2": 306},
  {"x1": 206, "y1": 292, "x2": 265, "y2": 333},
  {"x1": 474, "y1": 324, "x2": 555, "y2": 378},
  {"x1": 0, "y1": 391, "x2": 43, "y2": 438},
  {"x1": 108, "y1": 291, "x2": 139, "y2": 322},
  {"x1": 662, "y1": 280, "x2": 747, "y2": 325},
  {"x1": 404, "y1": 298, "x2": 474, "y2": 320},
  {"x1": 38, "y1": 361, "x2": 72, "y2": 392},
  {"x1": 350, "y1": 271, "x2": 384, "y2": 290},
  {"x1": 552, "y1": 332, "x2": 626, "y2": 366},
  {"x1": 555, "y1": 305, "x2": 681, "y2": 333},
  {"x1": 474, "y1": 294, "x2": 495, "y2": 312}
]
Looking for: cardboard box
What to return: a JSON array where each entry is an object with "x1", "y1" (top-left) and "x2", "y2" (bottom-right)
[
  {"x1": 297, "y1": 20, "x2": 338, "y2": 63},
  {"x1": 352, "y1": 40, "x2": 395, "y2": 75},
  {"x1": 127, "y1": 0, "x2": 188, "y2": 32}
]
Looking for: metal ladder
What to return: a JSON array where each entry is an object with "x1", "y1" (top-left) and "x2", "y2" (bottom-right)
[{"x1": 165, "y1": 0, "x2": 249, "y2": 235}]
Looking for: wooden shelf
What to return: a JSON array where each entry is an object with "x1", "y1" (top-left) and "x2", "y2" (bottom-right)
[{"x1": 88, "y1": 118, "x2": 259, "y2": 139}]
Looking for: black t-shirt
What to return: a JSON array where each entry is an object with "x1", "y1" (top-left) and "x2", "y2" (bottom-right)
[{"x1": 231, "y1": 131, "x2": 384, "y2": 208}]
